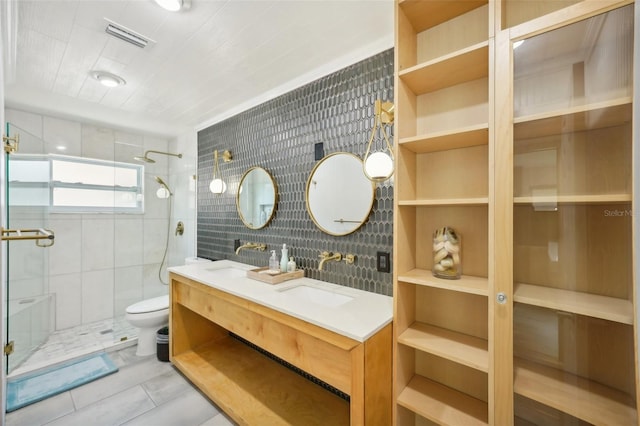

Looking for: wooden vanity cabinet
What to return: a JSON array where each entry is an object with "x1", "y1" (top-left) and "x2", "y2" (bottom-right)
[
  {"x1": 394, "y1": 0, "x2": 638, "y2": 425},
  {"x1": 169, "y1": 273, "x2": 392, "y2": 426}
]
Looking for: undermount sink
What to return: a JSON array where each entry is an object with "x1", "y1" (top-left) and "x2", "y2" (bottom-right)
[
  {"x1": 204, "y1": 266, "x2": 247, "y2": 279},
  {"x1": 280, "y1": 285, "x2": 354, "y2": 308}
]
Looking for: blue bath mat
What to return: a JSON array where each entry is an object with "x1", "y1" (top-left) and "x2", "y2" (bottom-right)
[{"x1": 6, "y1": 352, "x2": 118, "y2": 412}]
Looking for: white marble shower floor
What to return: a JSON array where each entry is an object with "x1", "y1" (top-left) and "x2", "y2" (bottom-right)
[{"x1": 9, "y1": 316, "x2": 138, "y2": 378}]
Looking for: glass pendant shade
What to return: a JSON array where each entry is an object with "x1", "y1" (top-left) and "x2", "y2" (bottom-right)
[
  {"x1": 209, "y1": 149, "x2": 231, "y2": 194},
  {"x1": 209, "y1": 178, "x2": 227, "y2": 194},
  {"x1": 363, "y1": 100, "x2": 395, "y2": 183},
  {"x1": 364, "y1": 152, "x2": 394, "y2": 181}
]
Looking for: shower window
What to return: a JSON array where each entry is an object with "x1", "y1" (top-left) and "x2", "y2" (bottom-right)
[
  {"x1": 51, "y1": 155, "x2": 143, "y2": 213},
  {"x1": 7, "y1": 154, "x2": 50, "y2": 206},
  {"x1": 8, "y1": 154, "x2": 144, "y2": 213}
]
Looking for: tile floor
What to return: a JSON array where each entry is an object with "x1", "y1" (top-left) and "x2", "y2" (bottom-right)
[
  {"x1": 6, "y1": 345, "x2": 236, "y2": 426},
  {"x1": 9, "y1": 316, "x2": 138, "y2": 377}
]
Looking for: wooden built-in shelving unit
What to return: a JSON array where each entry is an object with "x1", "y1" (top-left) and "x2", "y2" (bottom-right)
[
  {"x1": 398, "y1": 123, "x2": 489, "y2": 153},
  {"x1": 397, "y1": 375, "x2": 488, "y2": 426},
  {"x1": 398, "y1": 322, "x2": 489, "y2": 372},
  {"x1": 394, "y1": 1, "x2": 491, "y2": 424},
  {"x1": 398, "y1": 268, "x2": 488, "y2": 296},
  {"x1": 514, "y1": 283, "x2": 634, "y2": 325},
  {"x1": 513, "y1": 194, "x2": 632, "y2": 204},
  {"x1": 513, "y1": 97, "x2": 632, "y2": 135},
  {"x1": 508, "y1": 4, "x2": 636, "y2": 421},
  {"x1": 394, "y1": 0, "x2": 638, "y2": 424},
  {"x1": 399, "y1": 42, "x2": 489, "y2": 94},
  {"x1": 398, "y1": 198, "x2": 489, "y2": 206},
  {"x1": 514, "y1": 359, "x2": 637, "y2": 426}
]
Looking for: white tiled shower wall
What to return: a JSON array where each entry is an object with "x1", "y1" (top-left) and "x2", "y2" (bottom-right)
[{"x1": 5, "y1": 108, "x2": 196, "y2": 334}]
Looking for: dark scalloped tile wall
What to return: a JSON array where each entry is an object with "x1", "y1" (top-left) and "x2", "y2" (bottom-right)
[{"x1": 197, "y1": 49, "x2": 394, "y2": 296}]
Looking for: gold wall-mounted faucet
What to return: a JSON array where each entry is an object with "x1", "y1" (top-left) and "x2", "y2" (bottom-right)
[
  {"x1": 318, "y1": 251, "x2": 342, "y2": 270},
  {"x1": 235, "y1": 242, "x2": 267, "y2": 255}
]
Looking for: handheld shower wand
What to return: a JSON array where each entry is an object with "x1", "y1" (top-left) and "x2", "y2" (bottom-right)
[
  {"x1": 155, "y1": 176, "x2": 173, "y2": 196},
  {"x1": 154, "y1": 176, "x2": 173, "y2": 285}
]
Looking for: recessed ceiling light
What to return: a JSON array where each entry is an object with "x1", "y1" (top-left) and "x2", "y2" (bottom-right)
[
  {"x1": 90, "y1": 71, "x2": 126, "y2": 88},
  {"x1": 153, "y1": 0, "x2": 191, "y2": 12},
  {"x1": 56, "y1": 145, "x2": 67, "y2": 151}
]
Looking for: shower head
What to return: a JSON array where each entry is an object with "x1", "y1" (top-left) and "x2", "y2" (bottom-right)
[
  {"x1": 133, "y1": 150, "x2": 182, "y2": 164},
  {"x1": 134, "y1": 154, "x2": 155, "y2": 163},
  {"x1": 155, "y1": 176, "x2": 173, "y2": 197}
]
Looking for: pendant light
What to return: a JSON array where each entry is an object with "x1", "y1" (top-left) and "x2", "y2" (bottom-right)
[
  {"x1": 363, "y1": 100, "x2": 395, "y2": 182},
  {"x1": 209, "y1": 150, "x2": 232, "y2": 194}
]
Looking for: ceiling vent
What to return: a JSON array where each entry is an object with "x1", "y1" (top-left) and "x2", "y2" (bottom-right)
[{"x1": 104, "y1": 18, "x2": 154, "y2": 48}]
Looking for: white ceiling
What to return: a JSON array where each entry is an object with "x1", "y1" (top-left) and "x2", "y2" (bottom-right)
[{"x1": 3, "y1": 0, "x2": 394, "y2": 137}]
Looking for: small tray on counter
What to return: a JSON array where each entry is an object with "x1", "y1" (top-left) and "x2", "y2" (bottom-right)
[{"x1": 246, "y1": 267, "x2": 304, "y2": 284}]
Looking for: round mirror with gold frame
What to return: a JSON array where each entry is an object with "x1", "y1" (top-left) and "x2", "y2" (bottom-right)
[
  {"x1": 306, "y1": 152, "x2": 375, "y2": 236},
  {"x1": 236, "y1": 167, "x2": 278, "y2": 229}
]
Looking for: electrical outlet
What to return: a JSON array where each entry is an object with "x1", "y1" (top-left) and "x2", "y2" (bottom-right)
[
  {"x1": 234, "y1": 239, "x2": 241, "y2": 252},
  {"x1": 377, "y1": 251, "x2": 390, "y2": 273}
]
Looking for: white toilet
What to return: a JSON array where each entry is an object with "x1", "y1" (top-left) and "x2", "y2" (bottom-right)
[
  {"x1": 126, "y1": 257, "x2": 212, "y2": 356},
  {"x1": 126, "y1": 295, "x2": 169, "y2": 356}
]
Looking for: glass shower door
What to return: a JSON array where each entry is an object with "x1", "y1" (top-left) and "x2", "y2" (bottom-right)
[{"x1": 4, "y1": 122, "x2": 52, "y2": 374}]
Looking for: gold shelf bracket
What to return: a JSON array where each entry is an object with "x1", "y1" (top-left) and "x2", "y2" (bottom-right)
[
  {"x1": 3, "y1": 133, "x2": 20, "y2": 154},
  {"x1": 1, "y1": 228, "x2": 55, "y2": 247}
]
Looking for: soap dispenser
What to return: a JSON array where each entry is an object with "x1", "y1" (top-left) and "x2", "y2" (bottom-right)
[
  {"x1": 287, "y1": 257, "x2": 296, "y2": 273},
  {"x1": 280, "y1": 244, "x2": 288, "y2": 273},
  {"x1": 269, "y1": 250, "x2": 279, "y2": 274}
]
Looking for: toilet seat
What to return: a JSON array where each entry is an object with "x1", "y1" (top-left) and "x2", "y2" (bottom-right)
[{"x1": 126, "y1": 295, "x2": 169, "y2": 314}]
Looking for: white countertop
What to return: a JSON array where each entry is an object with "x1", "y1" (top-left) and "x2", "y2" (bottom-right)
[{"x1": 168, "y1": 260, "x2": 393, "y2": 342}]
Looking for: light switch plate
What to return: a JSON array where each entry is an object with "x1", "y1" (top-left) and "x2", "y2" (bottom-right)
[{"x1": 377, "y1": 251, "x2": 390, "y2": 273}]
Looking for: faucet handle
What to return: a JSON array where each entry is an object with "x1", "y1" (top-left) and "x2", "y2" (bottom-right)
[
  {"x1": 344, "y1": 254, "x2": 355, "y2": 264},
  {"x1": 319, "y1": 251, "x2": 331, "y2": 259}
]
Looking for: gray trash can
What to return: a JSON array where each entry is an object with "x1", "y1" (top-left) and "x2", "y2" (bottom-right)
[{"x1": 156, "y1": 326, "x2": 169, "y2": 362}]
